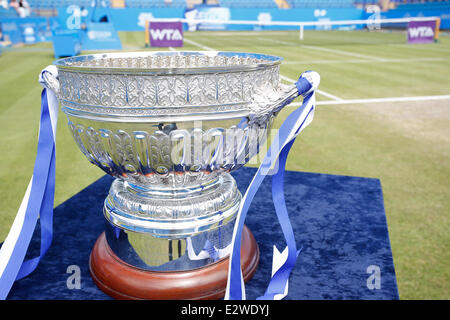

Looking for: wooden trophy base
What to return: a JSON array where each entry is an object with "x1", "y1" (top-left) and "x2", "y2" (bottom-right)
[{"x1": 89, "y1": 226, "x2": 259, "y2": 300}]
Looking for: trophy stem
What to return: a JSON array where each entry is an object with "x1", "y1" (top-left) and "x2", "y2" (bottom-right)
[
  {"x1": 89, "y1": 226, "x2": 259, "y2": 300},
  {"x1": 89, "y1": 172, "x2": 260, "y2": 299}
]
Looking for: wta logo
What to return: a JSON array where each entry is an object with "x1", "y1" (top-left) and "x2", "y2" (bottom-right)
[
  {"x1": 408, "y1": 26, "x2": 434, "y2": 38},
  {"x1": 407, "y1": 20, "x2": 437, "y2": 44},
  {"x1": 148, "y1": 21, "x2": 184, "y2": 47},
  {"x1": 150, "y1": 29, "x2": 183, "y2": 41}
]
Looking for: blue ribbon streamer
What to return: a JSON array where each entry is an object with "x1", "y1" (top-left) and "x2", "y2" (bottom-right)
[
  {"x1": 228, "y1": 76, "x2": 315, "y2": 300},
  {"x1": 0, "y1": 89, "x2": 56, "y2": 299}
]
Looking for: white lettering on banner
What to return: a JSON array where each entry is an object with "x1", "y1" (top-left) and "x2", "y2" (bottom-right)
[
  {"x1": 409, "y1": 26, "x2": 434, "y2": 38},
  {"x1": 366, "y1": 5, "x2": 381, "y2": 30},
  {"x1": 150, "y1": 29, "x2": 183, "y2": 41},
  {"x1": 314, "y1": 9, "x2": 327, "y2": 17},
  {"x1": 87, "y1": 31, "x2": 112, "y2": 40},
  {"x1": 197, "y1": 7, "x2": 230, "y2": 21},
  {"x1": 258, "y1": 12, "x2": 272, "y2": 24},
  {"x1": 138, "y1": 12, "x2": 154, "y2": 28},
  {"x1": 66, "y1": 5, "x2": 81, "y2": 30}
]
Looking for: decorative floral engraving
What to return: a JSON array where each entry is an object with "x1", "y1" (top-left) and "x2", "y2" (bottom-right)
[
  {"x1": 56, "y1": 54, "x2": 282, "y2": 119},
  {"x1": 67, "y1": 119, "x2": 272, "y2": 188},
  {"x1": 157, "y1": 76, "x2": 187, "y2": 106},
  {"x1": 54, "y1": 52, "x2": 306, "y2": 238}
]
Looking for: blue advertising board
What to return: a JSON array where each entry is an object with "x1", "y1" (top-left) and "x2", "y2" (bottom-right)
[
  {"x1": 225, "y1": 8, "x2": 365, "y2": 31},
  {"x1": 0, "y1": 20, "x2": 22, "y2": 44},
  {"x1": 80, "y1": 21, "x2": 122, "y2": 50},
  {"x1": 52, "y1": 29, "x2": 81, "y2": 58},
  {"x1": 381, "y1": 8, "x2": 449, "y2": 29},
  {"x1": 53, "y1": 6, "x2": 122, "y2": 51},
  {"x1": 56, "y1": 7, "x2": 186, "y2": 32},
  {"x1": 184, "y1": 5, "x2": 230, "y2": 31},
  {"x1": 20, "y1": 22, "x2": 37, "y2": 44},
  {"x1": 0, "y1": 17, "x2": 50, "y2": 45},
  {"x1": 56, "y1": 7, "x2": 365, "y2": 32},
  {"x1": 110, "y1": 8, "x2": 186, "y2": 31}
]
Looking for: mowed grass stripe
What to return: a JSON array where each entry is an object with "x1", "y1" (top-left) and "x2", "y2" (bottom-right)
[
  {"x1": 0, "y1": 51, "x2": 54, "y2": 115},
  {"x1": 301, "y1": 29, "x2": 403, "y2": 45},
  {"x1": 281, "y1": 55, "x2": 450, "y2": 99},
  {"x1": 0, "y1": 46, "x2": 105, "y2": 240},
  {"x1": 251, "y1": 30, "x2": 446, "y2": 60},
  {"x1": 184, "y1": 32, "x2": 347, "y2": 98},
  {"x1": 0, "y1": 56, "x2": 49, "y2": 89},
  {"x1": 284, "y1": 57, "x2": 450, "y2": 65},
  {"x1": 288, "y1": 30, "x2": 446, "y2": 60},
  {"x1": 186, "y1": 31, "x2": 347, "y2": 62},
  {"x1": 273, "y1": 102, "x2": 449, "y2": 299},
  {"x1": 184, "y1": 31, "x2": 450, "y2": 98}
]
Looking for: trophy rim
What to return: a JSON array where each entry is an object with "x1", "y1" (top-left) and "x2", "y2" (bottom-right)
[{"x1": 53, "y1": 51, "x2": 283, "y2": 75}]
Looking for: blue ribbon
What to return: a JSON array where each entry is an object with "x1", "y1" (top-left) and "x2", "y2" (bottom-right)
[
  {"x1": 227, "y1": 75, "x2": 315, "y2": 300},
  {"x1": 0, "y1": 88, "x2": 56, "y2": 299}
]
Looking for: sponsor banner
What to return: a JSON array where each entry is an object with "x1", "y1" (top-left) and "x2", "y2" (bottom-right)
[
  {"x1": 55, "y1": 7, "x2": 366, "y2": 32},
  {"x1": 407, "y1": 20, "x2": 436, "y2": 44},
  {"x1": 381, "y1": 7, "x2": 449, "y2": 29},
  {"x1": 149, "y1": 21, "x2": 183, "y2": 47},
  {"x1": 56, "y1": 7, "x2": 186, "y2": 31},
  {"x1": 52, "y1": 30, "x2": 81, "y2": 58},
  {"x1": 81, "y1": 22, "x2": 122, "y2": 50},
  {"x1": 20, "y1": 23, "x2": 37, "y2": 44},
  {"x1": 184, "y1": 6, "x2": 231, "y2": 31},
  {"x1": 1, "y1": 21, "x2": 22, "y2": 44},
  {"x1": 219, "y1": 7, "x2": 365, "y2": 31},
  {"x1": 0, "y1": 17, "x2": 50, "y2": 44}
]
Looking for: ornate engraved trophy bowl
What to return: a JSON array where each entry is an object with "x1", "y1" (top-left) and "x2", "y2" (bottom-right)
[{"x1": 48, "y1": 51, "x2": 305, "y2": 299}]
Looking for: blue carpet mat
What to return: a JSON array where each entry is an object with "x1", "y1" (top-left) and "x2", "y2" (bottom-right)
[{"x1": 6, "y1": 167, "x2": 399, "y2": 300}]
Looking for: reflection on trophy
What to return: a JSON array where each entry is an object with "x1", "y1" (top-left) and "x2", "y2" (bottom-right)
[{"x1": 44, "y1": 51, "x2": 310, "y2": 299}]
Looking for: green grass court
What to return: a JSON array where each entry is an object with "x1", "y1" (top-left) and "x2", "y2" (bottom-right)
[{"x1": 0, "y1": 30, "x2": 449, "y2": 299}]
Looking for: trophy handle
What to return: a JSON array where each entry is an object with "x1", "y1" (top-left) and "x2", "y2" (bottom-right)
[
  {"x1": 39, "y1": 65, "x2": 60, "y2": 95},
  {"x1": 248, "y1": 71, "x2": 320, "y2": 125}
]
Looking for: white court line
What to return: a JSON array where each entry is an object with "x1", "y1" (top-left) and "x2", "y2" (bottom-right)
[
  {"x1": 280, "y1": 74, "x2": 343, "y2": 101},
  {"x1": 388, "y1": 43, "x2": 450, "y2": 54},
  {"x1": 283, "y1": 56, "x2": 450, "y2": 65},
  {"x1": 184, "y1": 36, "x2": 343, "y2": 102},
  {"x1": 314, "y1": 89, "x2": 344, "y2": 102},
  {"x1": 183, "y1": 37, "x2": 450, "y2": 107},
  {"x1": 169, "y1": 47, "x2": 176, "y2": 51},
  {"x1": 258, "y1": 37, "x2": 386, "y2": 62},
  {"x1": 193, "y1": 31, "x2": 296, "y2": 37},
  {"x1": 183, "y1": 37, "x2": 216, "y2": 51},
  {"x1": 122, "y1": 46, "x2": 145, "y2": 50},
  {"x1": 302, "y1": 45, "x2": 386, "y2": 62},
  {"x1": 288, "y1": 95, "x2": 450, "y2": 106},
  {"x1": 256, "y1": 37, "x2": 296, "y2": 46}
]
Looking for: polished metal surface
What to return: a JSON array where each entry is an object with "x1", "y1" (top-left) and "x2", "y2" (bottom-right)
[
  {"x1": 48, "y1": 51, "x2": 300, "y2": 271},
  {"x1": 104, "y1": 214, "x2": 236, "y2": 272},
  {"x1": 53, "y1": 51, "x2": 282, "y2": 74},
  {"x1": 104, "y1": 173, "x2": 241, "y2": 237},
  {"x1": 53, "y1": 51, "x2": 284, "y2": 122},
  {"x1": 66, "y1": 116, "x2": 273, "y2": 188}
]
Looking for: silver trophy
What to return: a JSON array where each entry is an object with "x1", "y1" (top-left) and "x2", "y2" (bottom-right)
[{"x1": 43, "y1": 51, "x2": 313, "y2": 299}]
